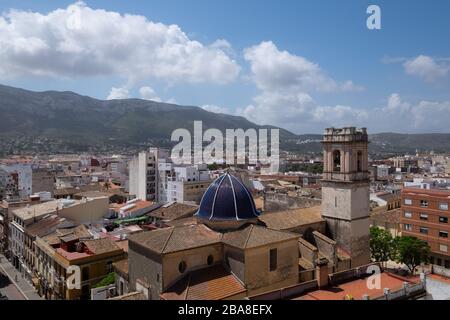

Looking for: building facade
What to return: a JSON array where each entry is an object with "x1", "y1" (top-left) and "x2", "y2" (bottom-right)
[
  {"x1": 128, "y1": 148, "x2": 159, "y2": 201},
  {"x1": 401, "y1": 188, "x2": 450, "y2": 268}
]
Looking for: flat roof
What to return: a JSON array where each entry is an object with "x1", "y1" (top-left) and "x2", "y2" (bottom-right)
[{"x1": 293, "y1": 272, "x2": 419, "y2": 300}]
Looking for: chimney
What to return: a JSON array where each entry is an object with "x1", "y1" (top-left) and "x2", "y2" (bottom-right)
[{"x1": 315, "y1": 257, "x2": 329, "y2": 289}]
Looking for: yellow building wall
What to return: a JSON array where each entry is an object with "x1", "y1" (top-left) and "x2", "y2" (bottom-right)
[{"x1": 244, "y1": 239, "x2": 299, "y2": 296}]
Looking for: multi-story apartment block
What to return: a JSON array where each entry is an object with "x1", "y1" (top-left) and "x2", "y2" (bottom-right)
[
  {"x1": 166, "y1": 164, "x2": 213, "y2": 204},
  {"x1": 128, "y1": 148, "x2": 160, "y2": 201},
  {"x1": 157, "y1": 158, "x2": 173, "y2": 203},
  {"x1": 401, "y1": 187, "x2": 450, "y2": 268}
]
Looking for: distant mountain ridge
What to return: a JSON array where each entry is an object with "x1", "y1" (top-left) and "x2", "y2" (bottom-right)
[{"x1": 0, "y1": 84, "x2": 449, "y2": 155}]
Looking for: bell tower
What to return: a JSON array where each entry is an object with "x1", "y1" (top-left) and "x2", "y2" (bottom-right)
[{"x1": 321, "y1": 127, "x2": 370, "y2": 267}]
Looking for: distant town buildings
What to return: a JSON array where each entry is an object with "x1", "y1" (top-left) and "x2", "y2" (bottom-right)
[{"x1": 0, "y1": 126, "x2": 449, "y2": 301}]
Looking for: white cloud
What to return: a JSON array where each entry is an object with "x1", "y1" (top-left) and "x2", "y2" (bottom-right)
[
  {"x1": 239, "y1": 91, "x2": 450, "y2": 133},
  {"x1": 379, "y1": 94, "x2": 450, "y2": 132},
  {"x1": 139, "y1": 86, "x2": 161, "y2": 102},
  {"x1": 201, "y1": 104, "x2": 231, "y2": 114},
  {"x1": 239, "y1": 91, "x2": 369, "y2": 133},
  {"x1": 0, "y1": 2, "x2": 240, "y2": 84},
  {"x1": 107, "y1": 87, "x2": 129, "y2": 100},
  {"x1": 239, "y1": 41, "x2": 367, "y2": 133},
  {"x1": 403, "y1": 55, "x2": 448, "y2": 82},
  {"x1": 243, "y1": 41, "x2": 362, "y2": 93}
]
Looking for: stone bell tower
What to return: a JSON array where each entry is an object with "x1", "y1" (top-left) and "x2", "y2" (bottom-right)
[{"x1": 321, "y1": 127, "x2": 370, "y2": 267}]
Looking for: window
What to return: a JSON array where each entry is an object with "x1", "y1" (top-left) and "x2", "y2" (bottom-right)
[
  {"x1": 269, "y1": 248, "x2": 278, "y2": 271},
  {"x1": 437, "y1": 258, "x2": 442, "y2": 266},
  {"x1": 419, "y1": 227, "x2": 428, "y2": 234},
  {"x1": 446, "y1": 260, "x2": 450, "y2": 269},
  {"x1": 404, "y1": 224, "x2": 412, "y2": 231},
  {"x1": 439, "y1": 216, "x2": 448, "y2": 223},
  {"x1": 106, "y1": 261, "x2": 113, "y2": 273},
  {"x1": 439, "y1": 231, "x2": 448, "y2": 238},
  {"x1": 420, "y1": 200, "x2": 428, "y2": 207},
  {"x1": 333, "y1": 150, "x2": 341, "y2": 172},
  {"x1": 420, "y1": 213, "x2": 428, "y2": 220},
  {"x1": 120, "y1": 281, "x2": 124, "y2": 295},
  {"x1": 82, "y1": 266, "x2": 89, "y2": 281},
  {"x1": 178, "y1": 261, "x2": 187, "y2": 274},
  {"x1": 440, "y1": 244, "x2": 448, "y2": 252},
  {"x1": 404, "y1": 212, "x2": 412, "y2": 218},
  {"x1": 357, "y1": 151, "x2": 363, "y2": 172},
  {"x1": 404, "y1": 198, "x2": 412, "y2": 205},
  {"x1": 207, "y1": 255, "x2": 214, "y2": 266},
  {"x1": 439, "y1": 203, "x2": 448, "y2": 211}
]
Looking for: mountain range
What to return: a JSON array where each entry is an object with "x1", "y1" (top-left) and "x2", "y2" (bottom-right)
[{"x1": 0, "y1": 84, "x2": 449, "y2": 155}]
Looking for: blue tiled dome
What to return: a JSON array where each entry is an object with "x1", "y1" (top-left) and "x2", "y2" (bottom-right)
[{"x1": 197, "y1": 173, "x2": 260, "y2": 221}]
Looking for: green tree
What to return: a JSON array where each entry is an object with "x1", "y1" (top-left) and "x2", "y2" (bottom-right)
[
  {"x1": 93, "y1": 272, "x2": 115, "y2": 288},
  {"x1": 207, "y1": 162, "x2": 219, "y2": 170},
  {"x1": 369, "y1": 226, "x2": 394, "y2": 267},
  {"x1": 393, "y1": 236, "x2": 430, "y2": 274}
]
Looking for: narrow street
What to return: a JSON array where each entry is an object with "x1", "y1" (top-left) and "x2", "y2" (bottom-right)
[{"x1": 0, "y1": 254, "x2": 43, "y2": 300}]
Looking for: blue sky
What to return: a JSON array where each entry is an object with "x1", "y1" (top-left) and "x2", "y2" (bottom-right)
[{"x1": 0, "y1": 0, "x2": 449, "y2": 133}]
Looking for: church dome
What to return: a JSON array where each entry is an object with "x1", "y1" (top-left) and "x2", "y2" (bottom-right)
[{"x1": 197, "y1": 172, "x2": 260, "y2": 221}]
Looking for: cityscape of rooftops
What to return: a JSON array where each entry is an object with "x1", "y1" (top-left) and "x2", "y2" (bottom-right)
[{"x1": 0, "y1": 0, "x2": 449, "y2": 315}]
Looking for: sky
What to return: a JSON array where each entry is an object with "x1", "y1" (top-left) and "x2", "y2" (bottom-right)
[{"x1": 0, "y1": 0, "x2": 449, "y2": 134}]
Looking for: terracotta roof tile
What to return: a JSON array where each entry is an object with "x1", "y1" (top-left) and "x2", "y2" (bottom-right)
[
  {"x1": 161, "y1": 265, "x2": 246, "y2": 300},
  {"x1": 258, "y1": 206, "x2": 324, "y2": 231},
  {"x1": 147, "y1": 202, "x2": 198, "y2": 221},
  {"x1": 129, "y1": 224, "x2": 221, "y2": 254},
  {"x1": 222, "y1": 224, "x2": 299, "y2": 249},
  {"x1": 83, "y1": 237, "x2": 122, "y2": 255}
]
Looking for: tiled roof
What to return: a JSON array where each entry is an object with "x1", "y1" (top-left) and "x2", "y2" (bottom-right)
[
  {"x1": 26, "y1": 216, "x2": 76, "y2": 238},
  {"x1": 161, "y1": 265, "x2": 246, "y2": 300},
  {"x1": 115, "y1": 240, "x2": 129, "y2": 253},
  {"x1": 147, "y1": 202, "x2": 198, "y2": 221},
  {"x1": 42, "y1": 224, "x2": 91, "y2": 246},
  {"x1": 370, "y1": 208, "x2": 401, "y2": 224},
  {"x1": 377, "y1": 193, "x2": 400, "y2": 202},
  {"x1": 83, "y1": 237, "x2": 122, "y2": 255},
  {"x1": 113, "y1": 259, "x2": 129, "y2": 278},
  {"x1": 222, "y1": 223, "x2": 299, "y2": 249},
  {"x1": 164, "y1": 216, "x2": 198, "y2": 227},
  {"x1": 129, "y1": 224, "x2": 222, "y2": 254},
  {"x1": 258, "y1": 206, "x2": 324, "y2": 231}
]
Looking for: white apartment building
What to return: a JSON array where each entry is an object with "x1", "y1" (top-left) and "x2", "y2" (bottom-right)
[
  {"x1": 157, "y1": 158, "x2": 173, "y2": 203},
  {"x1": 166, "y1": 164, "x2": 213, "y2": 204},
  {"x1": 128, "y1": 148, "x2": 162, "y2": 201}
]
